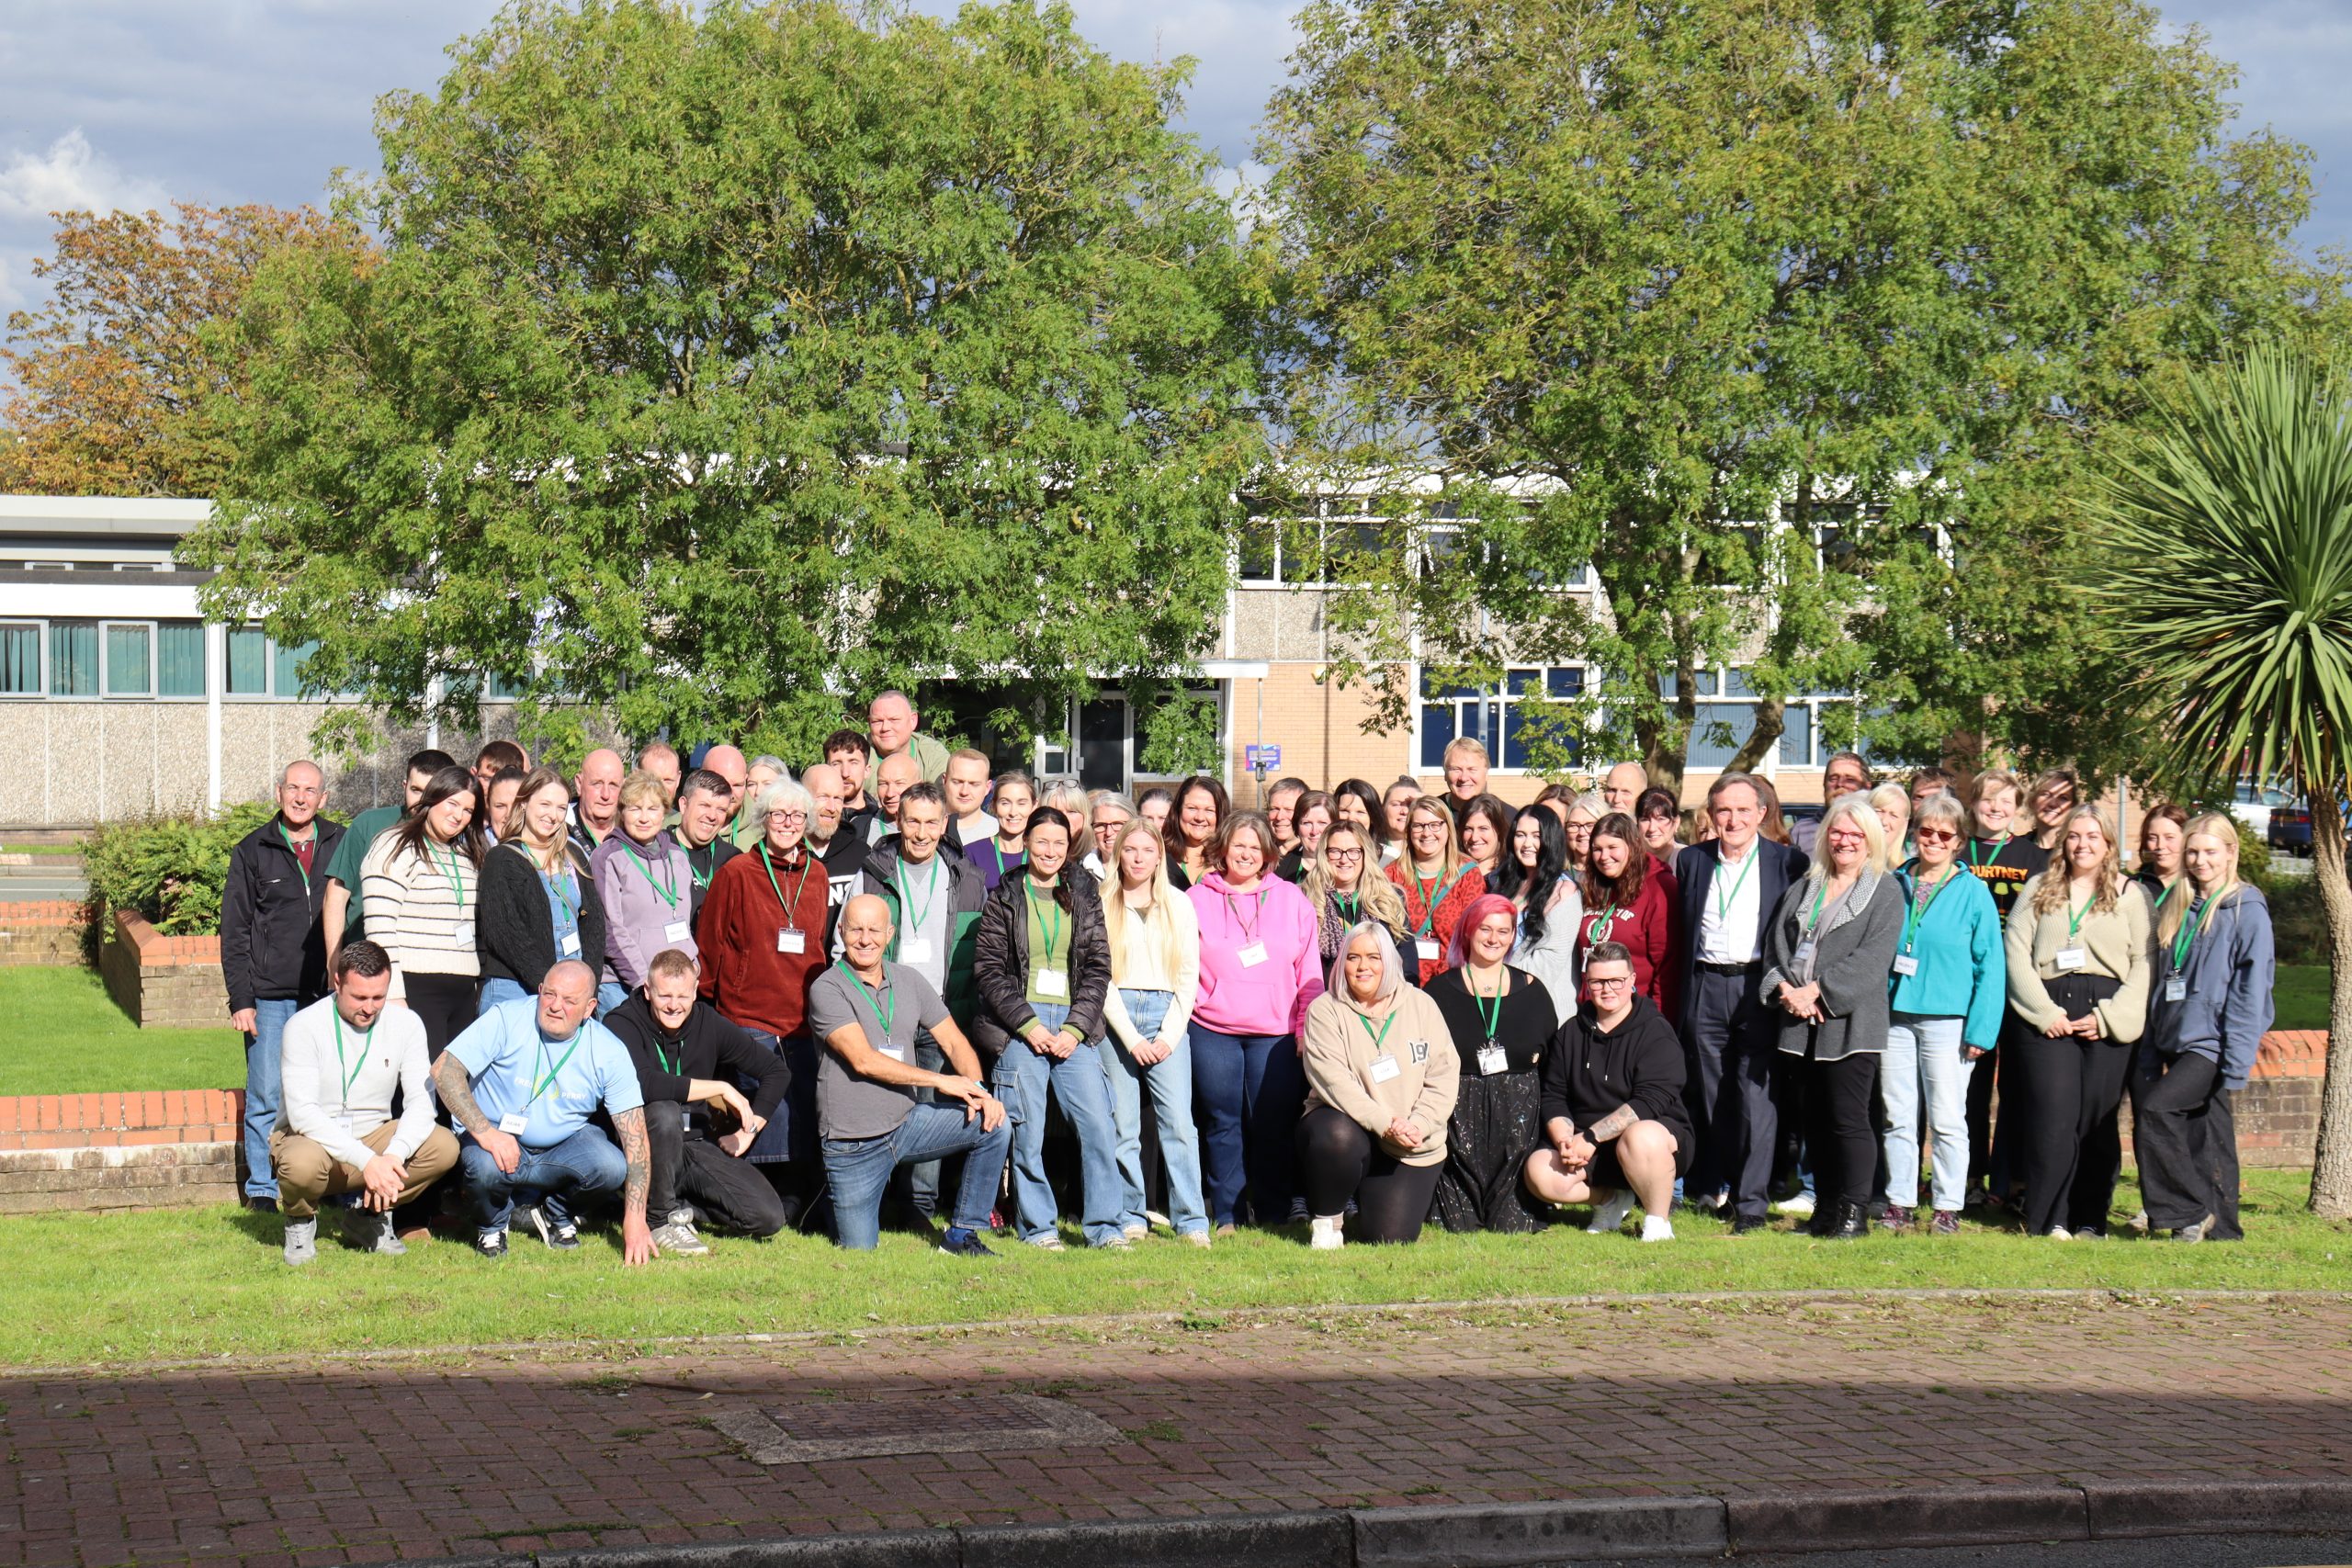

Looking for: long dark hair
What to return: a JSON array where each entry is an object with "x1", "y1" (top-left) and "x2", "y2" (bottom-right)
[
  {"x1": 1489, "y1": 805, "x2": 1569, "y2": 949},
  {"x1": 1169, "y1": 775, "x2": 1230, "y2": 852},
  {"x1": 391, "y1": 764, "x2": 486, "y2": 868},
  {"x1": 1581, "y1": 811, "x2": 1650, "y2": 912},
  {"x1": 1023, "y1": 805, "x2": 1079, "y2": 913},
  {"x1": 1332, "y1": 777, "x2": 1386, "y2": 848}
]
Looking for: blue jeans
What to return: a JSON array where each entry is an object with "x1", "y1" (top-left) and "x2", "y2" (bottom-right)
[
  {"x1": 1190, "y1": 1024, "x2": 1306, "y2": 1226},
  {"x1": 741, "y1": 1029, "x2": 817, "y2": 1167},
  {"x1": 991, "y1": 1000, "x2": 1125, "y2": 1246},
  {"x1": 478, "y1": 976, "x2": 529, "y2": 1014},
  {"x1": 242, "y1": 998, "x2": 300, "y2": 1200},
  {"x1": 457, "y1": 1123, "x2": 628, "y2": 1232},
  {"x1": 823, "y1": 1101, "x2": 1014, "y2": 1250},
  {"x1": 1883, "y1": 1012, "x2": 1972, "y2": 1212},
  {"x1": 1100, "y1": 989, "x2": 1208, "y2": 1235},
  {"x1": 597, "y1": 980, "x2": 628, "y2": 1019}
]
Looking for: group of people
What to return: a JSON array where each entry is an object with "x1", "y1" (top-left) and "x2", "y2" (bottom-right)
[{"x1": 217, "y1": 693, "x2": 2274, "y2": 1267}]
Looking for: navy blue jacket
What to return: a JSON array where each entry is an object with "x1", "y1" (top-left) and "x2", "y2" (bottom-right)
[{"x1": 1671, "y1": 836, "x2": 1809, "y2": 1023}]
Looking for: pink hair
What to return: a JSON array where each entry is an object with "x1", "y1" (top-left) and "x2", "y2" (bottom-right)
[{"x1": 1445, "y1": 892, "x2": 1520, "y2": 969}]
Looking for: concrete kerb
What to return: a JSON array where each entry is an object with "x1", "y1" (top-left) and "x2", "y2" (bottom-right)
[{"x1": 407, "y1": 1482, "x2": 2352, "y2": 1568}]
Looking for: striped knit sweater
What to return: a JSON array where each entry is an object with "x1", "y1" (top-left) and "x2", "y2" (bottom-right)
[{"x1": 359, "y1": 831, "x2": 482, "y2": 996}]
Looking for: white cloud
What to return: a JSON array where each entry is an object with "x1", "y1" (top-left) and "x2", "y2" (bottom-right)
[{"x1": 0, "y1": 129, "x2": 167, "y2": 224}]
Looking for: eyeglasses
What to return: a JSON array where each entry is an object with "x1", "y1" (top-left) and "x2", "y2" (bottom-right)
[
  {"x1": 1588, "y1": 974, "x2": 1634, "y2": 990},
  {"x1": 766, "y1": 808, "x2": 808, "y2": 822},
  {"x1": 1328, "y1": 847, "x2": 1364, "y2": 862}
]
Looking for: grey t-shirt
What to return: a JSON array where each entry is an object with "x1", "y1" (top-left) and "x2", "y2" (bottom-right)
[
  {"x1": 810, "y1": 961, "x2": 952, "y2": 1142},
  {"x1": 889, "y1": 853, "x2": 954, "y2": 995}
]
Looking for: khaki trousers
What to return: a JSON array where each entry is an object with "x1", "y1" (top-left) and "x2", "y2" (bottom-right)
[{"x1": 272, "y1": 1122, "x2": 459, "y2": 1221}]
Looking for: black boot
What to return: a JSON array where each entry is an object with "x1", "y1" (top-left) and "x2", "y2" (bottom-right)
[{"x1": 1826, "y1": 1201, "x2": 1871, "y2": 1239}]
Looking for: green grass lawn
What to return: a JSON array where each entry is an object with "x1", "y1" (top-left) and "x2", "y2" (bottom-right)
[
  {"x1": 0, "y1": 843, "x2": 82, "y2": 855},
  {"x1": 0, "y1": 967, "x2": 243, "y2": 1096},
  {"x1": 5, "y1": 1169, "x2": 2341, "y2": 1371},
  {"x1": 2278, "y1": 964, "x2": 2331, "y2": 1032}
]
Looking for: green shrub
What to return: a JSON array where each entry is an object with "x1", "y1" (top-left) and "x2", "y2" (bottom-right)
[{"x1": 83, "y1": 801, "x2": 278, "y2": 937}]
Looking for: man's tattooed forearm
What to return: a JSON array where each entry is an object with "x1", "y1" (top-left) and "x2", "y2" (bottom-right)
[
  {"x1": 1587, "y1": 1103, "x2": 1637, "y2": 1142},
  {"x1": 434, "y1": 1056, "x2": 490, "y2": 1134},
  {"x1": 615, "y1": 1106, "x2": 650, "y2": 1214}
]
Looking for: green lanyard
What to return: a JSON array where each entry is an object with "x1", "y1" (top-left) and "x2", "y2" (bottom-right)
[
  {"x1": 1469, "y1": 972, "x2": 1505, "y2": 1043},
  {"x1": 1712, "y1": 847, "x2": 1758, "y2": 922},
  {"x1": 1355, "y1": 1008, "x2": 1396, "y2": 1056},
  {"x1": 330, "y1": 1010, "x2": 370, "y2": 1099},
  {"x1": 1334, "y1": 892, "x2": 1362, "y2": 924},
  {"x1": 1411, "y1": 865, "x2": 1466, "y2": 936},
  {"x1": 430, "y1": 839, "x2": 468, "y2": 903},
  {"x1": 1902, "y1": 865, "x2": 1954, "y2": 952},
  {"x1": 2171, "y1": 896, "x2": 2209, "y2": 972},
  {"x1": 1966, "y1": 834, "x2": 2004, "y2": 871},
  {"x1": 1585, "y1": 903, "x2": 1620, "y2": 944},
  {"x1": 759, "y1": 842, "x2": 815, "y2": 925},
  {"x1": 277, "y1": 821, "x2": 316, "y2": 898},
  {"x1": 527, "y1": 1029, "x2": 584, "y2": 1106},
  {"x1": 1805, "y1": 878, "x2": 1831, "y2": 935},
  {"x1": 896, "y1": 854, "x2": 942, "y2": 931},
  {"x1": 2066, "y1": 889, "x2": 2097, "y2": 939},
  {"x1": 834, "y1": 959, "x2": 897, "y2": 1041},
  {"x1": 2151, "y1": 878, "x2": 2176, "y2": 913},
  {"x1": 623, "y1": 836, "x2": 681, "y2": 911},
  {"x1": 1025, "y1": 878, "x2": 1064, "y2": 965},
  {"x1": 686, "y1": 842, "x2": 715, "y2": 890},
  {"x1": 650, "y1": 1032, "x2": 684, "y2": 1077}
]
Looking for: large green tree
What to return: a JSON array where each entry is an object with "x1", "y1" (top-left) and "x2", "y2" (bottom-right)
[
  {"x1": 1261, "y1": 0, "x2": 2334, "y2": 787},
  {"x1": 184, "y1": 0, "x2": 1265, "y2": 764}
]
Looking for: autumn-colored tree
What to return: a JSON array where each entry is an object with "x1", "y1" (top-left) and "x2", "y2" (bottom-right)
[{"x1": 0, "y1": 203, "x2": 376, "y2": 498}]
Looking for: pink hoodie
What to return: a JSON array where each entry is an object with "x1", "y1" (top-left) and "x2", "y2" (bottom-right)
[{"x1": 1187, "y1": 872, "x2": 1325, "y2": 1037}]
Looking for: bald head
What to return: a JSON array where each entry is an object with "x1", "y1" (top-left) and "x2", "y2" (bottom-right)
[
  {"x1": 277, "y1": 760, "x2": 326, "y2": 829},
  {"x1": 637, "y1": 742, "x2": 681, "y2": 804},
  {"x1": 804, "y1": 762, "x2": 846, "y2": 844},
  {"x1": 576, "y1": 749, "x2": 624, "y2": 829},
  {"x1": 1602, "y1": 761, "x2": 1647, "y2": 813},
  {"x1": 703, "y1": 744, "x2": 749, "y2": 816},
  {"x1": 877, "y1": 752, "x2": 922, "y2": 819},
  {"x1": 536, "y1": 960, "x2": 597, "y2": 1040},
  {"x1": 838, "y1": 892, "x2": 894, "y2": 971}
]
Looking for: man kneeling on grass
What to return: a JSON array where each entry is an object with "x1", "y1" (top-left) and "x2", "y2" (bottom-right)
[
  {"x1": 274, "y1": 939, "x2": 458, "y2": 1265},
  {"x1": 1523, "y1": 942, "x2": 1692, "y2": 1243},
  {"x1": 434, "y1": 960, "x2": 656, "y2": 1263},
  {"x1": 813, "y1": 894, "x2": 1009, "y2": 1255},
  {"x1": 604, "y1": 946, "x2": 792, "y2": 1255}
]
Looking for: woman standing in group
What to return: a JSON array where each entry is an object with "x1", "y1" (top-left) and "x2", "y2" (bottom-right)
[
  {"x1": 1488, "y1": 805, "x2": 1580, "y2": 1007},
  {"x1": 1295, "y1": 923, "x2": 1459, "y2": 1247},
  {"x1": 2135, "y1": 812, "x2": 2272, "y2": 1244},
  {"x1": 1761, "y1": 795, "x2": 1904, "y2": 1238},
  {"x1": 1561, "y1": 792, "x2": 1602, "y2": 874},
  {"x1": 1379, "y1": 779, "x2": 1421, "y2": 864},
  {"x1": 1275, "y1": 791, "x2": 1335, "y2": 883},
  {"x1": 1456, "y1": 794, "x2": 1515, "y2": 880},
  {"x1": 1574, "y1": 812, "x2": 1679, "y2": 1023},
  {"x1": 359, "y1": 764, "x2": 486, "y2": 1056},
  {"x1": 1878, "y1": 793, "x2": 2004, "y2": 1235},
  {"x1": 2029, "y1": 770, "x2": 2081, "y2": 853},
  {"x1": 1168, "y1": 776, "x2": 1230, "y2": 892},
  {"x1": 1389, "y1": 796, "x2": 1487, "y2": 986},
  {"x1": 965, "y1": 769, "x2": 1034, "y2": 891},
  {"x1": 1097, "y1": 818, "x2": 1210, "y2": 1247},
  {"x1": 1870, "y1": 783, "x2": 1914, "y2": 863},
  {"x1": 1962, "y1": 768, "x2": 2050, "y2": 1210},
  {"x1": 1427, "y1": 895, "x2": 1557, "y2": 1233},
  {"x1": 1634, "y1": 787, "x2": 1684, "y2": 892},
  {"x1": 1302, "y1": 822, "x2": 1414, "y2": 975},
  {"x1": 972, "y1": 807, "x2": 1125, "y2": 1249},
  {"x1": 479, "y1": 766, "x2": 609, "y2": 1016},
  {"x1": 2007, "y1": 807, "x2": 2151, "y2": 1240},
  {"x1": 1136, "y1": 786, "x2": 1174, "y2": 840},
  {"x1": 1189, "y1": 811, "x2": 1323, "y2": 1231},
  {"x1": 591, "y1": 770, "x2": 697, "y2": 1016},
  {"x1": 1331, "y1": 780, "x2": 1387, "y2": 862},
  {"x1": 2134, "y1": 804, "x2": 2190, "y2": 919}
]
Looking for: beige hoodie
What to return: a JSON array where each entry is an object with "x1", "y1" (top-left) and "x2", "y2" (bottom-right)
[{"x1": 1301, "y1": 984, "x2": 1461, "y2": 1168}]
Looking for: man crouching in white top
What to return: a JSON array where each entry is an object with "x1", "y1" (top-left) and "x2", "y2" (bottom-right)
[{"x1": 273, "y1": 939, "x2": 460, "y2": 1265}]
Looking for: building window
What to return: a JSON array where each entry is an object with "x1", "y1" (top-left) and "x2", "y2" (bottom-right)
[
  {"x1": 103, "y1": 623, "x2": 152, "y2": 696},
  {"x1": 158, "y1": 624, "x2": 206, "y2": 697},
  {"x1": 226, "y1": 627, "x2": 270, "y2": 695},
  {"x1": 1419, "y1": 664, "x2": 1584, "y2": 772},
  {"x1": 0, "y1": 623, "x2": 39, "y2": 694},
  {"x1": 49, "y1": 621, "x2": 96, "y2": 697},
  {"x1": 273, "y1": 637, "x2": 320, "y2": 699}
]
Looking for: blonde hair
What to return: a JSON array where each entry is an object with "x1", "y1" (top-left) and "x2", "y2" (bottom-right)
[
  {"x1": 1100, "y1": 818, "x2": 1183, "y2": 983},
  {"x1": 2159, "y1": 810, "x2": 2245, "y2": 946},
  {"x1": 1804, "y1": 794, "x2": 1890, "y2": 886},
  {"x1": 619, "y1": 769, "x2": 670, "y2": 812},
  {"x1": 1403, "y1": 795, "x2": 1464, "y2": 881},
  {"x1": 2030, "y1": 806, "x2": 2123, "y2": 918},
  {"x1": 1302, "y1": 822, "x2": 1408, "y2": 937},
  {"x1": 1970, "y1": 768, "x2": 2023, "y2": 813}
]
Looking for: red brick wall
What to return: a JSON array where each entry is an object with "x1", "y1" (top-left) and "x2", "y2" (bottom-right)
[
  {"x1": 0, "y1": 1089, "x2": 241, "y2": 1213},
  {"x1": 98, "y1": 909, "x2": 225, "y2": 1029},
  {"x1": 0, "y1": 899, "x2": 86, "y2": 965}
]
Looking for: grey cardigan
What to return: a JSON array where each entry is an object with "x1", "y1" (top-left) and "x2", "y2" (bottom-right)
[{"x1": 1760, "y1": 868, "x2": 1905, "y2": 1062}]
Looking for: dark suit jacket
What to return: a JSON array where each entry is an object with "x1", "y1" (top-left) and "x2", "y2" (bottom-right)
[{"x1": 1671, "y1": 837, "x2": 1809, "y2": 1024}]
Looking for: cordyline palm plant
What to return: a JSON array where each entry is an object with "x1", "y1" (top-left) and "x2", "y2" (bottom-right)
[{"x1": 2088, "y1": 341, "x2": 2352, "y2": 1215}]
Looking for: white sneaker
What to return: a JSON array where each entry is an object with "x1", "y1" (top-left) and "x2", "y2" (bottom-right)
[
  {"x1": 282, "y1": 1218, "x2": 317, "y2": 1267},
  {"x1": 2046, "y1": 1225, "x2": 2075, "y2": 1241},
  {"x1": 1028, "y1": 1234, "x2": 1066, "y2": 1252},
  {"x1": 1640, "y1": 1213, "x2": 1675, "y2": 1243},
  {"x1": 1309, "y1": 1214, "x2": 1346, "y2": 1250},
  {"x1": 1586, "y1": 1190, "x2": 1637, "y2": 1234},
  {"x1": 1123, "y1": 1222, "x2": 1148, "y2": 1241},
  {"x1": 1773, "y1": 1190, "x2": 1816, "y2": 1218},
  {"x1": 652, "y1": 1213, "x2": 710, "y2": 1257}
]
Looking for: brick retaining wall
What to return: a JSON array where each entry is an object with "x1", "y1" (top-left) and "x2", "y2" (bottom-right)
[
  {"x1": 0, "y1": 1089, "x2": 240, "y2": 1213},
  {"x1": 0, "y1": 898, "x2": 86, "y2": 965},
  {"x1": 2114, "y1": 1030, "x2": 2325, "y2": 1169},
  {"x1": 97, "y1": 909, "x2": 224, "y2": 1028}
]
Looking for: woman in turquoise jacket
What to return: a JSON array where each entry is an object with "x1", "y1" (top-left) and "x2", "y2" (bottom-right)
[{"x1": 1879, "y1": 793, "x2": 2006, "y2": 1234}]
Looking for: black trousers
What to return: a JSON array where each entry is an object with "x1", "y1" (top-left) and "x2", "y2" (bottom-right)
[
  {"x1": 404, "y1": 973, "x2": 480, "y2": 1059},
  {"x1": 1295, "y1": 1105, "x2": 1442, "y2": 1244},
  {"x1": 1801, "y1": 1049, "x2": 1880, "y2": 1212},
  {"x1": 2133, "y1": 1049, "x2": 2242, "y2": 1238},
  {"x1": 2013, "y1": 973, "x2": 2129, "y2": 1235},
  {"x1": 645, "y1": 1102, "x2": 790, "y2": 1236},
  {"x1": 1966, "y1": 1017, "x2": 2030, "y2": 1199},
  {"x1": 1683, "y1": 964, "x2": 1781, "y2": 1219}
]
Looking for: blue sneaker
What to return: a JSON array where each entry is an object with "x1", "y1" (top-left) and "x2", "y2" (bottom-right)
[{"x1": 940, "y1": 1226, "x2": 997, "y2": 1258}]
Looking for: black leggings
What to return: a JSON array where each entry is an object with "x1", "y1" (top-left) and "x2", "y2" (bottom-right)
[
  {"x1": 1803, "y1": 1050, "x2": 1880, "y2": 1211},
  {"x1": 403, "y1": 973, "x2": 481, "y2": 1059},
  {"x1": 2015, "y1": 972, "x2": 2128, "y2": 1235},
  {"x1": 1295, "y1": 1105, "x2": 1442, "y2": 1244}
]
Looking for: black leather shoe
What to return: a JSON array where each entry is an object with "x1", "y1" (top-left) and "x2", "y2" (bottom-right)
[
  {"x1": 1825, "y1": 1201, "x2": 1871, "y2": 1239},
  {"x1": 1730, "y1": 1213, "x2": 1770, "y2": 1235}
]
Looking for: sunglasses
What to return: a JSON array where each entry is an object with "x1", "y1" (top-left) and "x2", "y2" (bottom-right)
[{"x1": 1915, "y1": 826, "x2": 1960, "y2": 843}]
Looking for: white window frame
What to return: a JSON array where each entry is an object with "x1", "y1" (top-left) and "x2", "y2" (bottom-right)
[
  {"x1": 1408, "y1": 659, "x2": 1590, "y2": 776},
  {"x1": 0, "y1": 616, "x2": 209, "y2": 702}
]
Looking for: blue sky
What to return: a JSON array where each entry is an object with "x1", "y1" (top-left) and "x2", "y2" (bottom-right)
[{"x1": 1, "y1": 0, "x2": 2346, "y2": 317}]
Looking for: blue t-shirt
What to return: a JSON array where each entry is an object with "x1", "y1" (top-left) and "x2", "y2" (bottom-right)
[{"x1": 446, "y1": 998, "x2": 643, "y2": 1147}]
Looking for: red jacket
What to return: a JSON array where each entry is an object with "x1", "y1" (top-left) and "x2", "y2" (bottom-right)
[
  {"x1": 1573, "y1": 872, "x2": 1682, "y2": 1024},
  {"x1": 697, "y1": 842, "x2": 831, "y2": 1039}
]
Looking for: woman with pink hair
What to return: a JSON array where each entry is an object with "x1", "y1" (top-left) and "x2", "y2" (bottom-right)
[{"x1": 1423, "y1": 893, "x2": 1559, "y2": 1232}]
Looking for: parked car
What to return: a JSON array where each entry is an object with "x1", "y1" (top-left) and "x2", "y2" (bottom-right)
[
  {"x1": 2229, "y1": 779, "x2": 2297, "y2": 840},
  {"x1": 2269, "y1": 801, "x2": 2312, "y2": 857}
]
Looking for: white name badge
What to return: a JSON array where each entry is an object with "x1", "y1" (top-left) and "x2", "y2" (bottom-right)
[
  {"x1": 663, "y1": 920, "x2": 693, "y2": 945},
  {"x1": 1238, "y1": 942, "x2": 1269, "y2": 968},
  {"x1": 877, "y1": 1045, "x2": 905, "y2": 1062},
  {"x1": 2165, "y1": 976, "x2": 2188, "y2": 1002},
  {"x1": 1368, "y1": 1055, "x2": 1402, "y2": 1083},
  {"x1": 1035, "y1": 967, "x2": 1069, "y2": 998},
  {"x1": 681, "y1": 1106, "x2": 693, "y2": 1132},
  {"x1": 1792, "y1": 941, "x2": 1816, "y2": 969},
  {"x1": 777, "y1": 928, "x2": 807, "y2": 954},
  {"x1": 899, "y1": 937, "x2": 935, "y2": 965},
  {"x1": 1476, "y1": 1045, "x2": 1509, "y2": 1077},
  {"x1": 1416, "y1": 939, "x2": 1441, "y2": 962},
  {"x1": 497, "y1": 1112, "x2": 529, "y2": 1135},
  {"x1": 455, "y1": 920, "x2": 476, "y2": 948},
  {"x1": 560, "y1": 931, "x2": 582, "y2": 958},
  {"x1": 1892, "y1": 953, "x2": 1919, "y2": 977},
  {"x1": 2054, "y1": 947, "x2": 2086, "y2": 972}
]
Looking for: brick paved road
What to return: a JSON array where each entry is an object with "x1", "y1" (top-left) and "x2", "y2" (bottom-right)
[{"x1": 6, "y1": 1293, "x2": 2352, "y2": 1568}]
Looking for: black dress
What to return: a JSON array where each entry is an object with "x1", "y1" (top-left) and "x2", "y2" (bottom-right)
[{"x1": 1426, "y1": 964, "x2": 1560, "y2": 1233}]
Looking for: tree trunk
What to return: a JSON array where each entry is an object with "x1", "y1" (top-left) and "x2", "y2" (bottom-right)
[
  {"x1": 2306, "y1": 787, "x2": 2352, "y2": 1214},
  {"x1": 1727, "y1": 696, "x2": 1787, "y2": 774}
]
